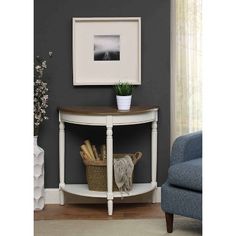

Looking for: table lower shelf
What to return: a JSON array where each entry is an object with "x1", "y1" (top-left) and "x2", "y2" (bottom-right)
[{"x1": 62, "y1": 183, "x2": 156, "y2": 198}]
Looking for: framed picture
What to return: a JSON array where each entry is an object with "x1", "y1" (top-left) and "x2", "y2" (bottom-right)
[{"x1": 72, "y1": 17, "x2": 141, "y2": 85}]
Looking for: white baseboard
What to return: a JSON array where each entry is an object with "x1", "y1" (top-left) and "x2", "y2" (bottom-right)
[
  {"x1": 155, "y1": 187, "x2": 162, "y2": 203},
  {"x1": 45, "y1": 187, "x2": 161, "y2": 204},
  {"x1": 45, "y1": 188, "x2": 60, "y2": 204}
]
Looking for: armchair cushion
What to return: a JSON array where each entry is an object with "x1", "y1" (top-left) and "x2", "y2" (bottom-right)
[
  {"x1": 168, "y1": 158, "x2": 202, "y2": 192},
  {"x1": 161, "y1": 182, "x2": 202, "y2": 220}
]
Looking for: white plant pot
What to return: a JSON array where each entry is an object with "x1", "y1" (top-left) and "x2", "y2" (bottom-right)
[
  {"x1": 116, "y1": 95, "x2": 132, "y2": 111},
  {"x1": 34, "y1": 136, "x2": 45, "y2": 211}
]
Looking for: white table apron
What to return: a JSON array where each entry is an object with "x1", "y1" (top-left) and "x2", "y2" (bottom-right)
[{"x1": 58, "y1": 107, "x2": 158, "y2": 215}]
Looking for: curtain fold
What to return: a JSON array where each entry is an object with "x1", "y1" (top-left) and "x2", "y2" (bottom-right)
[{"x1": 171, "y1": 0, "x2": 202, "y2": 141}]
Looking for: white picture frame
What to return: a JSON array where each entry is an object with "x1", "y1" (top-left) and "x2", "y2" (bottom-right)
[{"x1": 72, "y1": 17, "x2": 141, "y2": 85}]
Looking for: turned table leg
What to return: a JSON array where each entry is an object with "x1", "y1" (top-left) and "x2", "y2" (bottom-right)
[
  {"x1": 106, "y1": 116, "x2": 113, "y2": 215},
  {"x1": 59, "y1": 120, "x2": 65, "y2": 205},
  {"x1": 151, "y1": 116, "x2": 158, "y2": 203}
]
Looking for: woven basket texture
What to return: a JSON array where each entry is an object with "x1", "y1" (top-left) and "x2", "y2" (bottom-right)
[{"x1": 80, "y1": 152, "x2": 142, "y2": 191}]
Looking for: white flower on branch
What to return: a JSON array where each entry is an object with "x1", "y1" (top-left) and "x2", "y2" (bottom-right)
[
  {"x1": 34, "y1": 53, "x2": 52, "y2": 133},
  {"x1": 42, "y1": 61, "x2": 47, "y2": 69}
]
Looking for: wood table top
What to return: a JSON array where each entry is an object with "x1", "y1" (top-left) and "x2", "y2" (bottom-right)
[{"x1": 58, "y1": 106, "x2": 159, "y2": 116}]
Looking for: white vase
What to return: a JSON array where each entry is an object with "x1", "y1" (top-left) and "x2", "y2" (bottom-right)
[
  {"x1": 116, "y1": 95, "x2": 132, "y2": 111},
  {"x1": 34, "y1": 136, "x2": 45, "y2": 211}
]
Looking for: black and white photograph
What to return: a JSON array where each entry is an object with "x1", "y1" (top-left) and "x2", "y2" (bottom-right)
[{"x1": 94, "y1": 35, "x2": 120, "y2": 61}]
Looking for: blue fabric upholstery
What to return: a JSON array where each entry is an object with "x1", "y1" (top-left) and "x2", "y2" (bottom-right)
[
  {"x1": 162, "y1": 182, "x2": 202, "y2": 220},
  {"x1": 161, "y1": 131, "x2": 202, "y2": 221},
  {"x1": 168, "y1": 158, "x2": 202, "y2": 192},
  {"x1": 170, "y1": 131, "x2": 202, "y2": 165}
]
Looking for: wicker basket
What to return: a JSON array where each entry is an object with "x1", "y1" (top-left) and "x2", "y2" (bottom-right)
[{"x1": 80, "y1": 152, "x2": 142, "y2": 191}]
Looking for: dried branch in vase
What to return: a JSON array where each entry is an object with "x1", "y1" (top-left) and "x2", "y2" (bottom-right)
[{"x1": 34, "y1": 52, "x2": 53, "y2": 136}]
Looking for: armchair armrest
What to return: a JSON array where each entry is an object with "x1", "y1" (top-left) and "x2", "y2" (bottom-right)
[{"x1": 170, "y1": 131, "x2": 202, "y2": 166}]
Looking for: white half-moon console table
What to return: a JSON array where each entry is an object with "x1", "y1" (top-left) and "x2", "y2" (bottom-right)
[{"x1": 58, "y1": 106, "x2": 159, "y2": 215}]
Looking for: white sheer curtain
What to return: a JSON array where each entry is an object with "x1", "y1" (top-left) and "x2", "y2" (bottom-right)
[{"x1": 171, "y1": 0, "x2": 202, "y2": 142}]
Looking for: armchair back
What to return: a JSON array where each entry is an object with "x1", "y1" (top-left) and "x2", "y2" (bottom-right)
[{"x1": 170, "y1": 131, "x2": 202, "y2": 166}]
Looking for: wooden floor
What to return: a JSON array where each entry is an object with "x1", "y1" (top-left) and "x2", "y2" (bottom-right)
[{"x1": 34, "y1": 203, "x2": 165, "y2": 220}]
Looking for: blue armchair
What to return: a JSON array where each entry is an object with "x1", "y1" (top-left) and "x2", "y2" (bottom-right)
[{"x1": 161, "y1": 131, "x2": 202, "y2": 233}]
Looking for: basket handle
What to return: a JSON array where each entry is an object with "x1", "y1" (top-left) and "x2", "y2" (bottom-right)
[{"x1": 132, "y1": 152, "x2": 142, "y2": 165}]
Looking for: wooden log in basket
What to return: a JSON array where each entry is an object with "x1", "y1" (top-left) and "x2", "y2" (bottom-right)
[
  {"x1": 80, "y1": 144, "x2": 93, "y2": 160},
  {"x1": 92, "y1": 145, "x2": 99, "y2": 160},
  {"x1": 100, "y1": 144, "x2": 106, "y2": 160},
  {"x1": 80, "y1": 140, "x2": 108, "y2": 161},
  {"x1": 84, "y1": 139, "x2": 96, "y2": 160}
]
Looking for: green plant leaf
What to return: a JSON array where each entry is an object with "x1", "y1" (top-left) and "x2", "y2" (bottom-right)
[{"x1": 114, "y1": 82, "x2": 133, "y2": 96}]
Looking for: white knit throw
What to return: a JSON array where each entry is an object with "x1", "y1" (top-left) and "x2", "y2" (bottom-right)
[{"x1": 114, "y1": 155, "x2": 134, "y2": 194}]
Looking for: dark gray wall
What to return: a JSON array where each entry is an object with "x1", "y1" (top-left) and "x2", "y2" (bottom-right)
[{"x1": 34, "y1": 0, "x2": 170, "y2": 188}]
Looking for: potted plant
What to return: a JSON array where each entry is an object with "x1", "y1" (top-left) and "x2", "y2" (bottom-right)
[{"x1": 114, "y1": 82, "x2": 133, "y2": 111}]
